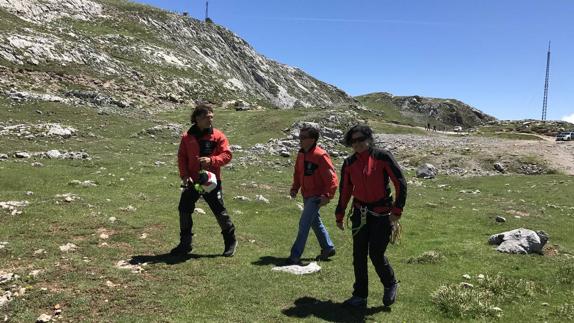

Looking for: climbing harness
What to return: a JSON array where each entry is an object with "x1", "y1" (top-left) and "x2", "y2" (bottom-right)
[{"x1": 347, "y1": 206, "x2": 402, "y2": 244}]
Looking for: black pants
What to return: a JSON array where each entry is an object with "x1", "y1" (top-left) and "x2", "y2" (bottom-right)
[
  {"x1": 177, "y1": 182, "x2": 235, "y2": 239},
  {"x1": 351, "y1": 207, "x2": 396, "y2": 298}
]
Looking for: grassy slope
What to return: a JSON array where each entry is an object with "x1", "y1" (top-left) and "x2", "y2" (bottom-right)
[{"x1": 1, "y1": 101, "x2": 574, "y2": 322}]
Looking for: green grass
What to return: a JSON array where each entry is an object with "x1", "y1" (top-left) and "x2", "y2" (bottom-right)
[{"x1": 2, "y1": 100, "x2": 574, "y2": 321}]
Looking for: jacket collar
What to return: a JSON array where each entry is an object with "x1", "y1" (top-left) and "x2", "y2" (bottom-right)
[
  {"x1": 299, "y1": 143, "x2": 317, "y2": 154},
  {"x1": 188, "y1": 125, "x2": 213, "y2": 138}
]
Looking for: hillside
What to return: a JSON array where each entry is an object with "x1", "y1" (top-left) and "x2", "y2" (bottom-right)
[
  {"x1": 356, "y1": 92, "x2": 496, "y2": 129},
  {"x1": 0, "y1": 0, "x2": 356, "y2": 112}
]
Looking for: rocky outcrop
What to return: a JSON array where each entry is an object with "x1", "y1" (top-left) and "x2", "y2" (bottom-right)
[
  {"x1": 0, "y1": 0, "x2": 356, "y2": 110},
  {"x1": 356, "y1": 92, "x2": 496, "y2": 128}
]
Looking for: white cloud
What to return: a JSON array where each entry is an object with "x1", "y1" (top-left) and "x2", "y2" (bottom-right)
[{"x1": 561, "y1": 113, "x2": 574, "y2": 123}]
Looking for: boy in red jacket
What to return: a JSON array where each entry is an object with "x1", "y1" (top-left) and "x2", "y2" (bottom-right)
[
  {"x1": 287, "y1": 124, "x2": 338, "y2": 265},
  {"x1": 171, "y1": 103, "x2": 237, "y2": 257}
]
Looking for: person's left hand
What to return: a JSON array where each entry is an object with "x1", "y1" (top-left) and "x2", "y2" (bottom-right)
[
  {"x1": 318, "y1": 196, "x2": 330, "y2": 206},
  {"x1": 198, "y1": 157, "x2": 211, "y2": 167}
]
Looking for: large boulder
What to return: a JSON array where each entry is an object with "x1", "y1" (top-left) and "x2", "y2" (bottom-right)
[{"x1": 488, "y1": 228, "x2": 549, "y2": 254}]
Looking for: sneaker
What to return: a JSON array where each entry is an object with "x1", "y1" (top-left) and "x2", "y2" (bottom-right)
[
  {"x1": 383, "y1": 283, "x2": 398, "y2": 307},
  {"x1": 282, "y1": 257, "x2": 303, "y2": 266},
  {"x1": 343, "y1": 296, "x2": 367, "y2": 309},
  {"x1": 315, "y1": 248, "x2": 336, "y2": 261},
  {"x1": 169, "y1": 243, "x2": 192, "y2": 256}
]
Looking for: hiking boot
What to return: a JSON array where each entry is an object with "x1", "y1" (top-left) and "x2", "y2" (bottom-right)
[
  {"x1": 282, "y1": 257, "x2": 303, "y2": 266},
  {"x1": 315, "y1": 248, "x2": 336, "y2": 261},
  {"x1": 169, "y1": 243, "x2": 192, "y2": 256},
  {"x1": 222, "y1": 239, "x2": 237, "y2": 257},
  {"x1": 383, "y1": 283, "x2": 398, "y2": 307},
  {"x1": 342, "y1": 296, "x2": 367, "y2": 309}
]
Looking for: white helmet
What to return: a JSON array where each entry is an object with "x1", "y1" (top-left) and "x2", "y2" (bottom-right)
[{"x1": 195, "y1": 170, "x2": 218, "y2": 193}]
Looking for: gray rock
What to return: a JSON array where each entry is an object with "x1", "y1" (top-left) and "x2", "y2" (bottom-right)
[
  {"x1": 14, "y1": 152, "x2": 30, "y2": 158},
  {"x1": 416, "y1": 163, "x2": 437, "y2": 179},
  {"x1": 0, "y1": 154, "x2": 7, "y2": 160},
  {"x1": 488, "y1": 228, "x2": 549, "y2": 254},
  {"x1": 494, "y1": 162, "x2": 506, "y2": 173},
  {"x1": 280, "y1": 150, "x2": 290, "y2": 157},
  {"x1": 46, "y1": 149, "x2": 61, "y2": 159},
  {"x1": 495, "y1": 216, "x2": 507, "y2": 223}
]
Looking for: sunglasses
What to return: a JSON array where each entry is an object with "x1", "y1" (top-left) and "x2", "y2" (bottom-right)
[{"x1": 349, "y1": 136, "x2": 367, "y2": 144}]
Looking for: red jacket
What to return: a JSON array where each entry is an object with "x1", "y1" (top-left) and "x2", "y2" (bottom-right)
[
  {"x1": 335, "y1": 148, "x2": 407, "y2": 223},
  {"x1": 178, "y1": 126, "x2": 232, "y2": 182},
  {"x1": 291, "y1": 144, "x2": 338, "y2": 199}
]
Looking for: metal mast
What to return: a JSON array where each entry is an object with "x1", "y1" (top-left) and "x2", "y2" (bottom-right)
[
  {"x1": 205, "y1": 1, "x2": 209, "y2": 21},
  {"x1": 541, "y1": 41, "x2": 551, "y2": 121}
]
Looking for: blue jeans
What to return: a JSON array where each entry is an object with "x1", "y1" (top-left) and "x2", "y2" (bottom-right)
[{"x1": 289, "y1": 196, "x2": 335, "y2": 261}]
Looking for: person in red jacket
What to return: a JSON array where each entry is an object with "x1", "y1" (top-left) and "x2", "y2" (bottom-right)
[
  {"x1": 170, "y1": 103, "x2": 237, "y2": 257},
  {"x1": 286, "y1": 124, "x2": 338, "y2": 265},
  {"x1": 335, "y1": 125, "x2": 407, "y2": 308}
]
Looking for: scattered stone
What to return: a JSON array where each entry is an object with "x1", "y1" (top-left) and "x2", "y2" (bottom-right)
[
  {"x1": 59, "y1": 243, "x2": 78, "y2": 252},
  {"x1": 233, "y1": 196, "x2": 251, "y2": 201},
  {"x1": 14, "y1": 152, "x2": 30, "y2": 158},
  {"x1": 105, "y1": 280, "x2": 117, "y2": 288},
  {"x1": 32, "y1": 162, "x2": 44, "y2": 167},
  {"x1": 29, "y1": 270, "x2": 43, "y2": 278},
  {"x1": 115, "y1": 260, "x2": 144, "y2": 273},
  {"x1": 488, "y1": 228, "x2": 549, "y2": 254},
  {"x1": 108, "y1": 216, "x2": 117, "y2": 223},
  {"x1": 0, "y1": 242, "x2": 7, "y2": 250},
  {"x1": 194, "y1": 208, "x2": 206, "y2": 215},
  {"x1": 55, "y1": 193, "x2": 80, "y2": 203},
  {"x1": 99, "y1": 233, "x2": 109, "y2": 239},
  {"x1": 495, "y1": 216, "x2": 507, "y2": 223},
  {"x1": 279, "y1": 150, "x2": 290, "y2": 157},
  {"x1": 0, "y1": 201, "x2": 29, "y2": 215},
  {"x1": 255, "y1": 195, "x2": 270, "y2": 204},
  {"x1": 68, "y1": 180, "x2": 97, "y2": 187},
  {"x1": 459, "y1": 189, "x2": 481, "y2": 194},
  {"x1": 0, "y1": 291, "x2": 12, "y2": 307},
  {"x1": 477, "y1": 274, "x2": 485, "y2": 280},
  {"x1": 34, "y1": 249, "x2": 46, "y2": 255},
  {"x1": 36, "y1": 313, "x2": 52, "y2": 322},
  {"x1": 120, "y1": 205, "x2": 136, "y2": 212},
  {"x1": 416, "y1": 163, "x2": 437, "y2": 179},
  {"x1": 0, "y1": 154, "x2": 7, "y2": 160},
  {"x1": 462, "y1": 274, "x2": 471, "y2": 280},
  {"x1": 542, "y1": 302, "x2": 549, "y2": 306},
  {"x1": 154, "y1": 161, "x2": 166, "y2": 166},
  {"x1": 139, "y1": 233, "x2": 148, "y2": 239},
  {"x1": 493, "y1": 162, "x2": 506, "y2": 173},
  {"x1": 25, "y1": 191, "x2": 34, "y2": 196},
  {"x1": 0, "y1": 272, "x2": 18, "y2": 284},
  {"x1": 459, "y1": 282, "x2": 474, "y2": 289}
]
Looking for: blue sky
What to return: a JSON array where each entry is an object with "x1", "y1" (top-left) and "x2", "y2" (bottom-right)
[{"x1": 133, "y1": 0, "x2": 574, "y2": 122}]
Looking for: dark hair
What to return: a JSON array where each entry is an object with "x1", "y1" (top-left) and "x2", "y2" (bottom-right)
[
  {"x1": 191, "y1": 103, "x2": 214, "y2": 124},
  {"x1": 300, "y1": 124, "x2": 320, "y2": 141},
  {"x1": 343, "y1": 124, "x2": 374, "y2": 147}
]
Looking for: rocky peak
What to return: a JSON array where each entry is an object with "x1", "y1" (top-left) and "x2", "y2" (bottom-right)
[{"x1": 0, "y1": 0, "x2": 356, "y2": 111}]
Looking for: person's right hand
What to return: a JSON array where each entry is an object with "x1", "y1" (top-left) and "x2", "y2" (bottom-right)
[
  {"x1": 183, "y1": 177, "x2": 193, "y2": 185},
  {"x1": 336, "y1": 221, "x2": 344, "y2": 231}
]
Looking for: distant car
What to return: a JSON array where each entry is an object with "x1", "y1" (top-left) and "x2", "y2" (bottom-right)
[
  {"x1": 453, "y1": 126, "x2": 463, "y2": 132},
  {"x1": 556, "y1": 132, "x2": 574, "y2": 141}
]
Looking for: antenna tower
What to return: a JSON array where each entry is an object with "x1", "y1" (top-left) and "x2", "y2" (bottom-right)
[
  {"x1": 541, "y1": 41, "x2": 551, "y2": 121},
  {"x1": 205, "y1": 1, "x2": 209, "y2": 21}
]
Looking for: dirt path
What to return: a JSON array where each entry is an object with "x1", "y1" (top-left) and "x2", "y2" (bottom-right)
[{"x1": 495, "y1": 139, "x2": 574, "y2": 175}]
